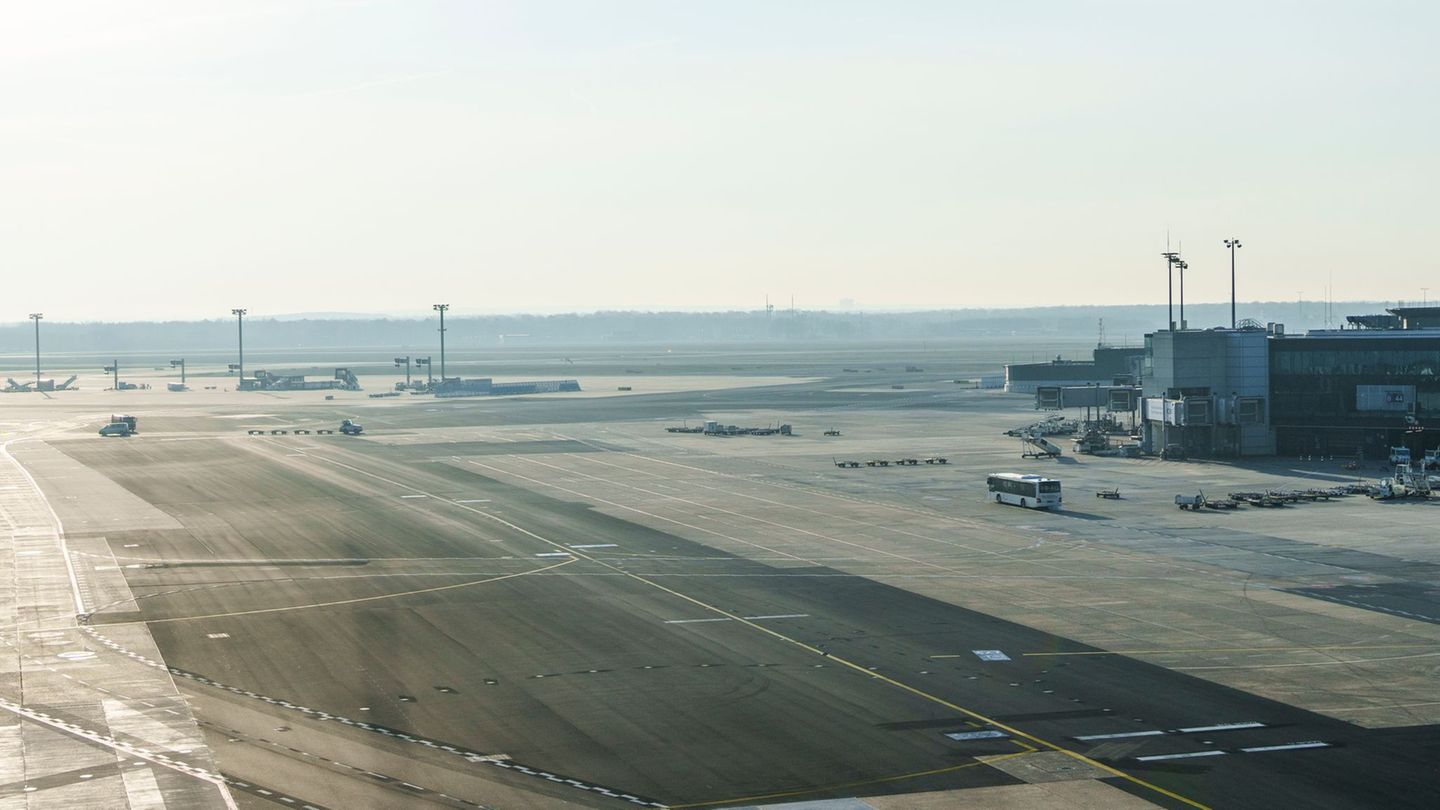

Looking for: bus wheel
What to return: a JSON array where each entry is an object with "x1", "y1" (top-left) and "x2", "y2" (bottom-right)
[
  {"x1": 1020, "y1": 498, "x2": 1027, "y2": 508},
  {"x1": 995, "y1": 494, "x2": 1002, "y2": 503}
]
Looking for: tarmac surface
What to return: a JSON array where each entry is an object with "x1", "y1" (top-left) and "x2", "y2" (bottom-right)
[{"x1": 2, "y1": 352, "x2": 1439, "y2": 808}]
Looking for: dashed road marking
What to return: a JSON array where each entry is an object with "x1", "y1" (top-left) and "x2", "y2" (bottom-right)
[
  {"x1": 1239, "y1": 741, "x2": 1330, "y2": 753},
  {"x1": 1137, "y1": 750, "x2": 1227, "y2": 762}
]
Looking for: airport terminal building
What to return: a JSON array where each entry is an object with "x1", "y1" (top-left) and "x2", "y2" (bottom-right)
[
  {"x1": 1004, "y1": 346, "x2": 1146, "y2": 393},
  {"x1": 1139, "y1": 306, "x2": 1440, "y2": 458}
]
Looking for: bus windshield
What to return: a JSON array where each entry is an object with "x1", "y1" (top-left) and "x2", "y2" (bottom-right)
[{"x1": 1039, "y1": 481, "x2": 1061, "y2": 493}]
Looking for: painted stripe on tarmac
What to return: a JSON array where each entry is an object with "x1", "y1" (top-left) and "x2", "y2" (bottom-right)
[
  {"x1": 1078, "y1": 721, "x2": 1265, "y2": 741},
  {"x1": 1240, "y1": 741, "x2": 1330, "y2": 753},
  {"x1": 665, "y1": 614, "x2": 809, "y2": 625},
  {"x1": 1179, "y1": 722, "x2": 1266, "y2": 733},
  {"x1": 1137, "y1": 750, "x2": 1228, "y2": 762},
  {"x1": 665, "y1": 618, "x2": 730, "y2": 624},
  {"x1": 1076, "y1": 730, "x2": 1167, "y2": 741}
]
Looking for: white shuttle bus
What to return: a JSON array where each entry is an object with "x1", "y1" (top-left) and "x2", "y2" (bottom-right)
[{"x1": 987, "y1": 473, "x2": 1062, "y2": 509}]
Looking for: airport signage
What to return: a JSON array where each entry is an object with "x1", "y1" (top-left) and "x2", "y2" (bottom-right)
[{"x1": 1356, "y1": 384, "x2": 1415, "y2": 412}]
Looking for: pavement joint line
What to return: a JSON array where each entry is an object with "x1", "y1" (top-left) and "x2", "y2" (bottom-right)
[
  {"x1": 287, "y1": 445, "x2": 1212, "y2": 810},
  {"x1": 476, "y1": 452, "x2": 1236, "y2": 646},
  {"x1": 456, "y1": 458, "x2": 816, "y2": 565},
  {"x1": 559, "y1": 439, "x2": 1244, "y2": 584},
  {"x1": 92, "y1": 559, "x2": 577, "y2": 625},
  {"x1": 1019, "y1": 643, "x2": 1440, "y2": 657},
  {"x1": 667, "y1": 754, "x2": 1023, "y2": 809},
  {"x1": 90, "y1": 624, "x2": 661, "y2": 806},
  {"x1": 0, "y1": 695, "x2": 231, "y2": 792}
]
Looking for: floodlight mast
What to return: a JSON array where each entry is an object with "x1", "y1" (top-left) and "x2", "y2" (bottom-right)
[
  {"x1": 171, "y1": 358, "x2": 186, "y2": 385},
  {"x1": 231, "y1": 309, "x2": 247, "y2": 385},
  {"x1": 103, "y1": 361, "x2": 118, "y2": 390},
  {"x1": 1177, "y1": 259, "x2": 1189, "y2": 329},
  {"x1": 1224, "y1": 239, "x2": 1242, "y2": 329},
  {"x1": 395, "y1": 356, "x2": 411, "y2": 388},
  {"x1": 433, "y1": 304, "x2": 449, "y2": 382},
  {"x1": 1160, "y1": 254, "x2": 1179, "y2": 330},
  {"x1": 28, "y1": 313, "x2": 43, "y2": 388}
]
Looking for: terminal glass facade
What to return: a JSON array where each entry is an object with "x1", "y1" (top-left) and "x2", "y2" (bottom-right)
[{"x1": 1270, "y1": 335, "x2": 1440, "y2": 456}]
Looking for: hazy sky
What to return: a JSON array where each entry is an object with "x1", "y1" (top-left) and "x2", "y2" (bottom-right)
[{"x1": 2, "y1": 1, "x2": 1435, "y2": 321}]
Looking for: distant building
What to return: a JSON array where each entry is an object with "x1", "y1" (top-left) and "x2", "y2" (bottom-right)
[
  {"x1": 1140, "y1": 306, "x2": 1440, "y2": 458},
  {"x1": 1004, "y1": 346, "x2": 1145, "y2": 394},
  {"x1": 240, "y1": 368, "x2": 360, "y2": 391},
  {"x1": 434, "y1": 378, "x2": 580, "y2": 398}
]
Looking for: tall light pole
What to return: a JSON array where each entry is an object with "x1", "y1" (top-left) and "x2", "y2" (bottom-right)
[
  {"x1": 231, "y1": 308, "x2": 247, "y2": 387},
  {"x1": 1161, "y1": 253, "x2": 1179, "y2": 330},
  {"x1": 1177, "y1": 259, "x2": 1189, "y2": 329},
  {"x1": 394, "y1": 356, "x2": 411, "y2": 388},
  {"x1": 103, "y1": 360, "x2": 119, "y2": 390},
  {"x1": 1224, "y1": 238, "x2": 1242, "y2": 329},
  {"x1": 170, "y1": 358, "x2": 186, "y2": 386},
  {"x1": 433, "y1": 304, "x2": 449, "y2": 382},
  {"x1": 28, "y1": 313, "x2": 43, "y2": 388}
]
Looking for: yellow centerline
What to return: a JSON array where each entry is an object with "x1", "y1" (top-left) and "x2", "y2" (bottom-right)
[{"x1": 276, "y1": 444, "x2": 1212, "y2": 810}]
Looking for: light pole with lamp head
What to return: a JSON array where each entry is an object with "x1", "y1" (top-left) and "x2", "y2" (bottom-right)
[
  {"x1": 1224, "y1": 239, "x2": 1242, "y2": 328},
  {"x1": 433, "y1": 304, "x2": 449, "y2": 382},
  {"x1": 231, "y1": 309, "x2": 247, "y2": 387},
  {"x1": 28, "y1": 313, "x2": 43, "y2": 388}
]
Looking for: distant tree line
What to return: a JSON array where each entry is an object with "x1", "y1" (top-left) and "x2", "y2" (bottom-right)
[{"x1": 0, "y1": 302, "x2": 1391, "y2": 354}]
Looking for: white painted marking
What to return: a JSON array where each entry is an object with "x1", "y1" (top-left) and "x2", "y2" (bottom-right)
[
  {"x1": 1075, "y1": 730, "x2": 1167, "y2": 741},
  {"x1": 1136, "y1": 750, "x2": 1227, "y2": 761},
  {"x1": 207, "y1": 633, "x2": 231, "y2": 640},
  {"x1": 569, "y1": 543, "x2": 618, "y2": 549},
  {"x1": 535, "y1": 552, "x2": 573, "y2": 558},
  {"x1": 123, "y1": 544, "x2": 140, "y2": 548},
  {"x1": 973, "y1": 649, "x2": 1011, "y2": 662},
  {"x1": 1240, "y1": 741, "x2": 1330, "y2": 753},
  {"x1": 1178, "y1": 721, "x2": 1266, "y2": 733},
  {"x1": 400, "y1": 494, "x2": 428, "y2": 499},
  {"x1": 664, "y1": 618, "x2": 731, "y2": 624},
  {"x1": 665, "y1": 613, "x2": 809, "y2": 625},
  {"x1": 455, "y1": 499, "x2": 491, "y2": 504},
  {"x1": 57, "y1": 651, "x2": 97, "y2": 660},
  {"x1": 946, "y1": 729, "x2": 1008, "y2": 740},
  {"x1": 15, "y1": 550, "x2": 41, "y2": 557}
]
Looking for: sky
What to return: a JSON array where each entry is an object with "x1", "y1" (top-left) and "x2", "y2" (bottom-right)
[{"x1": 1, "y1": 1, "x2": 1436, "y2": 322}]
